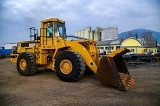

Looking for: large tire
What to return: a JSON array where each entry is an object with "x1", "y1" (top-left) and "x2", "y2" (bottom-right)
[
  {"x1": 16, "y1": 52, "x2": 37, "y2": 76},
  {"x1": 55, "y1": 50, "x2": 86, "y2": 82}
]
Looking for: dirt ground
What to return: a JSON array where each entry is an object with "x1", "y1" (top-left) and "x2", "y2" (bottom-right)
[{"x1": 0, "y1": 58, "x2": 160, "y2": 106}]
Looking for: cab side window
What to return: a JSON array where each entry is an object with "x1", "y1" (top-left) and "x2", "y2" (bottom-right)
[{"x1": 46, "y1": 23, "x2": 53, "y2": 38}]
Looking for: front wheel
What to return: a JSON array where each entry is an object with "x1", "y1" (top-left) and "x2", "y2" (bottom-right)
[
  {"x1": 16, "y1": 52, "x2": 37, "y2": 76},
  {"x1": 55, "y1": 50, "x2": 86, "y2": 82}
]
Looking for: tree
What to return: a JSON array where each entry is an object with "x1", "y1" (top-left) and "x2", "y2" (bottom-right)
[{"x1": 141, "y1": 31, "x2": 155, "y2": 47}]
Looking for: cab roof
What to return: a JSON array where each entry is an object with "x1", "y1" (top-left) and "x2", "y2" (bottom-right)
[{"x1": 41, "y1": 18, "x2": 65, "y2": 23}]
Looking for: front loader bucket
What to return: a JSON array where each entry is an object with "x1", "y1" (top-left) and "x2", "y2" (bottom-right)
[{"x1": 97, "y1": 48, "x2": 135, "y2": 91}]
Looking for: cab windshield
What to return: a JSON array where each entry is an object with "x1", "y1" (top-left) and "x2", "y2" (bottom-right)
[{"x1": 55, "y1": 22, "x2": 66, "y2": 38}]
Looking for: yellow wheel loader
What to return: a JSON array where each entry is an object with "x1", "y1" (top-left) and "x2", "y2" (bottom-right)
[{"x1": 10, "y1": 18, "x2": 134, "y2": 91}]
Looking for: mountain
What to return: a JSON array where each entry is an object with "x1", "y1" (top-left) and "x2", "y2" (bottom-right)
[{"x1": 118, "y1": 29, "x2": 160, "y2": 44}]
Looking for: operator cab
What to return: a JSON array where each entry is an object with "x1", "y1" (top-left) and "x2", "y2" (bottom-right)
[
  {"x1": 28, "y1": 18, "x2": 66, "y2": 46},
  {"x1": 41, "y1": 18, "x2": 66, "y2": 39},
  {"x1": 39, "y1": 18, "x2": 66, "y2": 46}
]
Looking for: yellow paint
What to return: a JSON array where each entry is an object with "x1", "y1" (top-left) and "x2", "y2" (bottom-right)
[
  {"x1": 20, "y1": 59, "x2": 27, "y2": 71},
  {"x1": 60, "y1": 59, "x2": 72, "y2": 74},
  {"x1": 10, "y1": 54, "x2": 18, "y2": 63},
  {"x1": 41, "y1": 18, "x2": 65, "y2": 23},
  {"x1": 121, "y1": 37, "x2": 158, "y2": 54},
  {"x1": 108, "y1": 48, "x2": 129, "y2": 57},
  {"x1": 122, "y1": 37, "x2": 142, "y2": 46},
  {"x1": 65, "y1": 40, "x2": 98, "y2": 73}
]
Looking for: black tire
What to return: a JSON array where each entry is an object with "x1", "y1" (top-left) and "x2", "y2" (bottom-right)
[
  {"x1": 55, "y1": 50, "x2": 86, "y2": 82},
  {"x1": 16, "y1": 52, "x2": 37, "y2": 76},
  {"x1": 85, "y1": 66, "x2": 94, "y2": 75}
]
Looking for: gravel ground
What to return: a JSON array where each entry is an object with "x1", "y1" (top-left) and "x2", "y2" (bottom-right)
[{"x1": 0, "y1": 58, "x2": 160, "y2": 106}]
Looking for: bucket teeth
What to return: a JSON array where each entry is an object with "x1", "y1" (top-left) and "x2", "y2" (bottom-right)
[{"x1": 119, "y1": 73, "x2": 135, "y2": 91}]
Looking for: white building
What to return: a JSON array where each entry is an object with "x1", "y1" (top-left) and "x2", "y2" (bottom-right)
[
  {"x1": 75, "y1": 27, "x2": 98, "y2": 41},
  {"x1": 75, "y1": 26, "x2": 118, "y2": 41},
  {"x1": 100, "y1": 27, "x2": 118, "y2": 41}
]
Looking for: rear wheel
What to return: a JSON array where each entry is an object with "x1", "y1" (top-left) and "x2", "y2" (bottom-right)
[
  {"x1": 55, "y1": 50, "x2": 86, "y2": 82},
  {"x1": 16, "y1": 52, "x2": 37, "y2": 76}
]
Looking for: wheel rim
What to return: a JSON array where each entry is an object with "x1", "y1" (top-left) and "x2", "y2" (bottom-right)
[
  {"x1": 60, "y1": 59, "x2": 72, "y2": 74},
  {"x1": 20, "y1": 59, "x2": 27, "y2": 71}
]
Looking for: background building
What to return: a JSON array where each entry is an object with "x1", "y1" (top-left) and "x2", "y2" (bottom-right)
[
  {"x1": 97, "y1": 39, "x2": 121, "y2": 54},
  {"x1": 75, "y1": 27, "x2": 98, "y2": 41},
  {"x1": 75, "y1": 26, "x2": 118, "y2": 41},
  {"x1": 121, "y1": 37, "x2": 157, "y2": 54},
  {"x1": 99, "y1": 27, "x2": 118, "y2": 41}
]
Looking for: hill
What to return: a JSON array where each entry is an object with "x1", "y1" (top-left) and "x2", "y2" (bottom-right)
[{"x1": 118, "y1": 29, "x2": 160, "y2": 43}]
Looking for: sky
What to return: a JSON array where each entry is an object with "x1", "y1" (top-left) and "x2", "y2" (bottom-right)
[{"x1": 0, "y1": 0, "x2": 160, "y2": 46}]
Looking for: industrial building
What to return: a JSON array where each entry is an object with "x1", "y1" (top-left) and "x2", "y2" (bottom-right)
[
  {"x1": 75, "y1": 26, "x2": 118, "y2": 41},
  {"x1": 97, "y1": 39, "x2": 121, "y2": 54},
  {"x1": 99, "y1": 27, "x2": 118, "y2": 41},
  {"x1": 121, "y1": 37, "x2": 157, "y2": 54},
  {"x1": 74, "y1": 27, "x2": 158, "y2": 55},
  {"x1": 75, "y1": 27, "x2": 98, "y2": 41},
  {"x1": 74, "y1": 26, "x2": 120, "y2": 54},
  {"x1": 97, "y1": 37, "x2": 158, "y2": 55}
]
